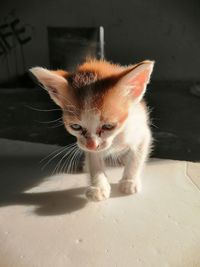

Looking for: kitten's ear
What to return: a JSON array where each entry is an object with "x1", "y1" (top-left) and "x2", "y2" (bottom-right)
[
  {"x1": 29, "y1": 67, "x2": 68, "y2": 108},
  {"x1": 118, "y1": 60, "x2": 154, "y2": 102}
]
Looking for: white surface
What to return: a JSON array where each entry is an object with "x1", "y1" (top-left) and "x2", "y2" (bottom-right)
[{"x1": 0, "y1": 152, "x2": 200, "y2": 267}]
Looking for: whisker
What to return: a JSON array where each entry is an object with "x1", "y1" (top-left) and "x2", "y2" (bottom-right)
[
  {"x1": 36, "y1": 117, "x2": 63, "y2": 124},
  {"x1": 41, "y1": 147, "x2": 68, "y2": 171},
  {"x1": 40, "y1": 146, "x2": 66, "y2": 163},
  {"x1": 71, "y1": 149, "x2": 81, "y2": 173},
  {"x1": 150, "y1": 121, "x2": 158, "y2": 129},
  {"x1": 53, "y1": 144, "x2": 77, "y2": 175},
  {"x1": 25, "y1": 104, "x2": 78, "y2": 114},
  {"x1": 47, "y1": 122, "x2": 64, "y2": 129},
  {"x1": 25, "y1": 105, "x2": 62, "y2": 112},
  {"x1": 65, "y1": 146, "x2": 79, "y2": 174},
  {"x1": 41, "y1": 143, "x2": 76, "y2": 170},
  {"x1": 74, "y1": 149, "x2": 83, "y2": 172},
  {"x1": 60, "y1": 146, "x2": 78, "y2": 174},
  {"x1": 40, "y1": 143, "x2": 75, "y2": 163},
  {"x1": 65, "y1": 148, "x2": 78, "y2": 174}
]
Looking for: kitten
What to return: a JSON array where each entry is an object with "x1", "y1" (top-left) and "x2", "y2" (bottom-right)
[{"x1": 30, "y1": 59, "x2": 154, "y2": 201}]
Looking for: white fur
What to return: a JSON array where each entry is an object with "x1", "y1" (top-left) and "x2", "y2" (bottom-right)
[
  {"x1": 83, "y1": 101, "x2": 152, "y2": 201},
  {"x1": 85, "y1": 173, "x2": 111, "y2": 201},
  {"x1": 83, "y1": 62, "x2": 154, "y2": 201}
]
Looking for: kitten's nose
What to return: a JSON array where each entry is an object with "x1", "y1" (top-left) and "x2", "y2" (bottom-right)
[{"x1": 86, "y1": 138, "x2": 98, "y2": 150}]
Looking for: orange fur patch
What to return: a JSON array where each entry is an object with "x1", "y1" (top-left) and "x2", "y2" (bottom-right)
[
  {"x1": 77, "y1": 59, "x2": 126, "y2": 79},
  {"x1": 53, "y1": 59, "x2": 149, "y2": 125}
]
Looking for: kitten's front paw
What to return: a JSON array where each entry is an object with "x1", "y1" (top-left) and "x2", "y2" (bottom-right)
[
  {"x1": 119, "y1": 179, "x2": 141, "y2": 194},
  {"x1": 86, "y1": 183, "x2": 111, "y2": 201}
]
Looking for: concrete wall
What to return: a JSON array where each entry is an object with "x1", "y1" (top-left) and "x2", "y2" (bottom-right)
[{"x1": 0, "y1": 0, "x2": 200, "y2": 81}]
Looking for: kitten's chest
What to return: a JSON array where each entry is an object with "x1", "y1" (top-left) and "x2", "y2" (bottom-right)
[{"x1": 106, "y1": 131, "x2": 129, "y2": 156}]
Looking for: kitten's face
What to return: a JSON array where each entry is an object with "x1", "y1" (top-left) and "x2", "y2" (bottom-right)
[
  {"x1": 30, "y1": 59, "x2": 154, "y2": 152},
  {"x1": 64, "y1": 107, "x2": 127, "y2": 152}
]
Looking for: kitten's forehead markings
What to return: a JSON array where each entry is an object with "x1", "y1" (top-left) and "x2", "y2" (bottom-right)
[{"x1": 81, "y1": 108, "x2": 101, "y2": 135}]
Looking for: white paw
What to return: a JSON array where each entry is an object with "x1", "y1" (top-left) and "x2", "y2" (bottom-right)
[
  {"x1": 119, "y1": 179, "x2": 141, "y2": 194},
  {"x1": 86, "y1": 182, "x2": 111, "y2": 201}
]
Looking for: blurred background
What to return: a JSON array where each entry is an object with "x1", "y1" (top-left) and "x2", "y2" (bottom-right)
[{"x1": 0, "y1": 0, "x2": 200, "y2": 160}]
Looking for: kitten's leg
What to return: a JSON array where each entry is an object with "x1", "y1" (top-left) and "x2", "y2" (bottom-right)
[
  {"x1": 119, "y1": 132, "x2": 151, "y2": 194},
  {"x1": 85, "y1": 153, "x2": 111, "y2": 201}
]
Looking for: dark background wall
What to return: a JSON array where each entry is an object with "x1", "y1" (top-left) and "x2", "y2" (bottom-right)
[
  {"x1": 0, "y1": 0, "x2": 200, "y2": 161},
  {"x1": 0, "y1": 0, "x2": 200, "y2": 82}
]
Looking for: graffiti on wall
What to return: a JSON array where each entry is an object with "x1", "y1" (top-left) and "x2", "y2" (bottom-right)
[{"x1": 0, "y1": 10, "x2": 33, "y2": 85}]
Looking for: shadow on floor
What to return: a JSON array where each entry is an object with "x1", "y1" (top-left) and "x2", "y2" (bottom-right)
[{"x1": 0, "y1": 156, "x2": 125, "y2": 216}]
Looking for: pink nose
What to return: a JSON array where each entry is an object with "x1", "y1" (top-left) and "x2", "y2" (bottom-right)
[{"x1": 86, "y1": 138, "x2": 98, "y2": 150}]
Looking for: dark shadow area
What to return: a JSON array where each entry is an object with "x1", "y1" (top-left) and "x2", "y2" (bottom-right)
[
  {"x1": 0, "y1": 156, "x2": 87, "y2": 215},
  {"x1": 0, "y1": 152, "x2": 126, "y2": 216},
  {"x1": 1, "y1": 187, "x2": 88, "y2": 216}
]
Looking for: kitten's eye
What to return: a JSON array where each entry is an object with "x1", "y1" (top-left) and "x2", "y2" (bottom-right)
[
  {"x1": 70, "y1": 124, "x2": 82, "y2": 131},
  {"x1": 102, "y1": 124, "x2": 116, "y2": 130}
]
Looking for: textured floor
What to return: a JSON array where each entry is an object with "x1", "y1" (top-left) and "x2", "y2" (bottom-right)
[{"x1": 0, "y1": 139, "x2": 200, "y2": 267}]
